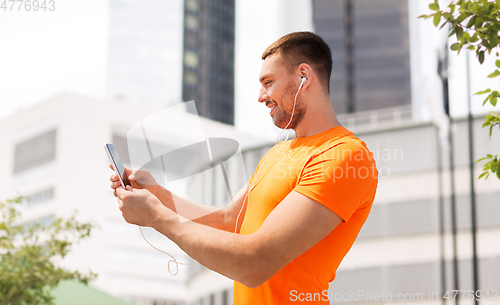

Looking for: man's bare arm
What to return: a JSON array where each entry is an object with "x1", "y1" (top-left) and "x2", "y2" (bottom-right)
[
  {"x1": 116, "y1": 187, "x2": 342, "y2": 288},
  {"x1": 154, "y1": 183, "x2": 249, "y2": 232}
]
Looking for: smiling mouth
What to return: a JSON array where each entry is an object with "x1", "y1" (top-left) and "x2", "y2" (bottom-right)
[{"x1": 269, "y1": 104, "x2": 277, "y2": 115}]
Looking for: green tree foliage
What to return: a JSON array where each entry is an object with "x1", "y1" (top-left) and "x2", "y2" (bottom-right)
[
  {"x1": 0, "y1": 197, "x2": 97, "y2": 305},
  {"x1": 419, "y1": 0, "x2": 500, "y2": 180}
]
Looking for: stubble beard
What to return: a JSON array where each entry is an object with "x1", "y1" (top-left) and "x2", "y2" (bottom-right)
[{"x1": 271, "y1": 81, "x2": 306, "y2": 130}]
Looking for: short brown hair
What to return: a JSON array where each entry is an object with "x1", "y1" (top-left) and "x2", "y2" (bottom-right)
[{"x1": 262, "y1": 31, "x2": 333, "y2": 93}]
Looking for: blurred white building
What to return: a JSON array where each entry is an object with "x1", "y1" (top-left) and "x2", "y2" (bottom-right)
[{"x1": 0, "y1": 92, "x2": 248, "y2": 305}]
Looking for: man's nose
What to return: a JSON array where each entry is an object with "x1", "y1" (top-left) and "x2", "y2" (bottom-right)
[{"x1": 258, "y1": 86, "x2": 268, "y2": 104}]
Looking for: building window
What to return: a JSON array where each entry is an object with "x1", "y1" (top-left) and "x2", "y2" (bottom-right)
[
  {"x1": 184, "y1": 71, "x2": 198, "y2": 86},
  {"x1": 24, "y1": 188, "x2": 55, "y2": 208},
  {"x1": 23, "y1": 215, "x2": 55, "y2": 232},
  {"x1": 38, "y1": 215, "x2": 54, "y2": 228},
  {"x1": 13, "y1": 129, "x2": 57, "y2": 174},
  {"x1": 185, "y1": 15, "x2": 199, "y2": 30},
  {"x1": 186, "y1": 0, "x2": 199, "y2": 12},
  {"x1": 222, "y1": 290, "x2": 228, "y2": 305},
  {"x1": 184, "y1": 51, "x2": 199, "y2": 68}
]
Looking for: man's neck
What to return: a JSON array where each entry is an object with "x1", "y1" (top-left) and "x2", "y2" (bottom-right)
[
  {"x1": 293, "y1": 120, "x2": 342, "y2": 138},
  {"x1": 293, "y1": 101, "x2": 342, "y2": 138}
]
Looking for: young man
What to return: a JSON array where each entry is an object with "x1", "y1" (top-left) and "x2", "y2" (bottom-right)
[{"x1": 111, "y1": 31, "x2": 378, "y2": 304}]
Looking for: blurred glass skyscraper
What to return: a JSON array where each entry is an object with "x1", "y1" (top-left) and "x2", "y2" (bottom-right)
[
  {"x1": 106, "y1": 0, "x2": 184, "y2": 108},
  {"x1": 313, "y1": 0, "x2": 411, "y2": 114},
  {"x1": 182, "y1": 0, "x2": 236, "y2": 125}
]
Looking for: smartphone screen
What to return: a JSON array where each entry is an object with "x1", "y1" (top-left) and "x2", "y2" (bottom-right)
[{"x1": 105, "y1": 143, "x2": 131, "y2": 188}]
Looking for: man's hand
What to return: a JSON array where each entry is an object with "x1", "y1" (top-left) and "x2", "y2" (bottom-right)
[
  {"x1": 108, "y1": 164, "x2": 251, "y2": 231},
  {"x1": 115, "y1": 185, "x2": 174, "y2": 227},
  {"x1": 109, "y1": 164, "x2": 160, "y2": 197}
]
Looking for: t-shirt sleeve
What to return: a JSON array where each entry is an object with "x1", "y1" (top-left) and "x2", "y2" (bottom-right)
[{"x1": 293, "y1": 141, "x2": 378, "y2": 223}]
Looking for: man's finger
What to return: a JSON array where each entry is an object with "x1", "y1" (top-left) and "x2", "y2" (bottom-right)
[
  {"x1": 110, "y1": 174, "x2": 119, "y2": 182},
  {"x1": 128, "y1": 173, "x2": 136, "y2": 181},
  {"x1": 124, "y1": 166, "x2": 134, "y2": 176},
  {"x1": 115, "y1": 186, "x2": 127, "y2": 199},
  {"x1": 117, "y1": 198, "x2": 124, "y2": 210}
]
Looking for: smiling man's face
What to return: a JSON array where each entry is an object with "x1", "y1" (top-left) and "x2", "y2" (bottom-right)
[{"x1": 258, "y1": 53, "x2": 306, "y2": 130}]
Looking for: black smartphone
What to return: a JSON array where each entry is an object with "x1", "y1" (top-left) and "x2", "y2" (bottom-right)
[{"x1": 104, "y1": 143, "x2": 131, "y2": 188}]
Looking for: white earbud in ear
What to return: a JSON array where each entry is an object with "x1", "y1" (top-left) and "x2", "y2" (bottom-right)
[{"x1": 298, "y1": 77, "x2": 307, "y2": 91}]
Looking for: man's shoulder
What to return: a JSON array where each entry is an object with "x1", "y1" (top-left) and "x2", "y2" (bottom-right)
[{"x1": 318, "y1": 128, "x2": 371, "y2": 158}]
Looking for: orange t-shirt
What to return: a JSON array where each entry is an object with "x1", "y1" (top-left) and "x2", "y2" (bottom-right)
[{"x1": 233, "y1": 126, "x2": 378, "y2": 304}]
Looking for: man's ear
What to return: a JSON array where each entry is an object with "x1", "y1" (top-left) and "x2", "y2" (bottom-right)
[{"x1": 297, "y1": 63, "x2": 313, "y2": 89}]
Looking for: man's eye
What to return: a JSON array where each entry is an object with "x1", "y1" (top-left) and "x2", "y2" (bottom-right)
[{"x1": 265, "y1": 81, "x2": 272, "y2": 86}]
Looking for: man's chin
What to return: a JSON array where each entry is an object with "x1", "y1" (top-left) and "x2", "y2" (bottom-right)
[
  {"x1": 272, "y1": 117, "x2": 284, "y2": 129},
  {"x1": 273, "y1": 121, "x2": 292, "y2": 130},
  {"x1": 272, "y1": 112, "x2": 294, "y2": 129}
]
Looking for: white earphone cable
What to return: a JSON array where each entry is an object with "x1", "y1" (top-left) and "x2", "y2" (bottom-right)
[{"x1": 233, "y1": 78, "x2": 305, "y2": 233}]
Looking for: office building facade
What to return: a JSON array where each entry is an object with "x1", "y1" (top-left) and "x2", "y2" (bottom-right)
[
  {"x1": 182, "y1": 0, "x2": 236, "y2": 125},
  {"x1": 313, "y1": 0, "x2": 412, "y2": 114}
]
